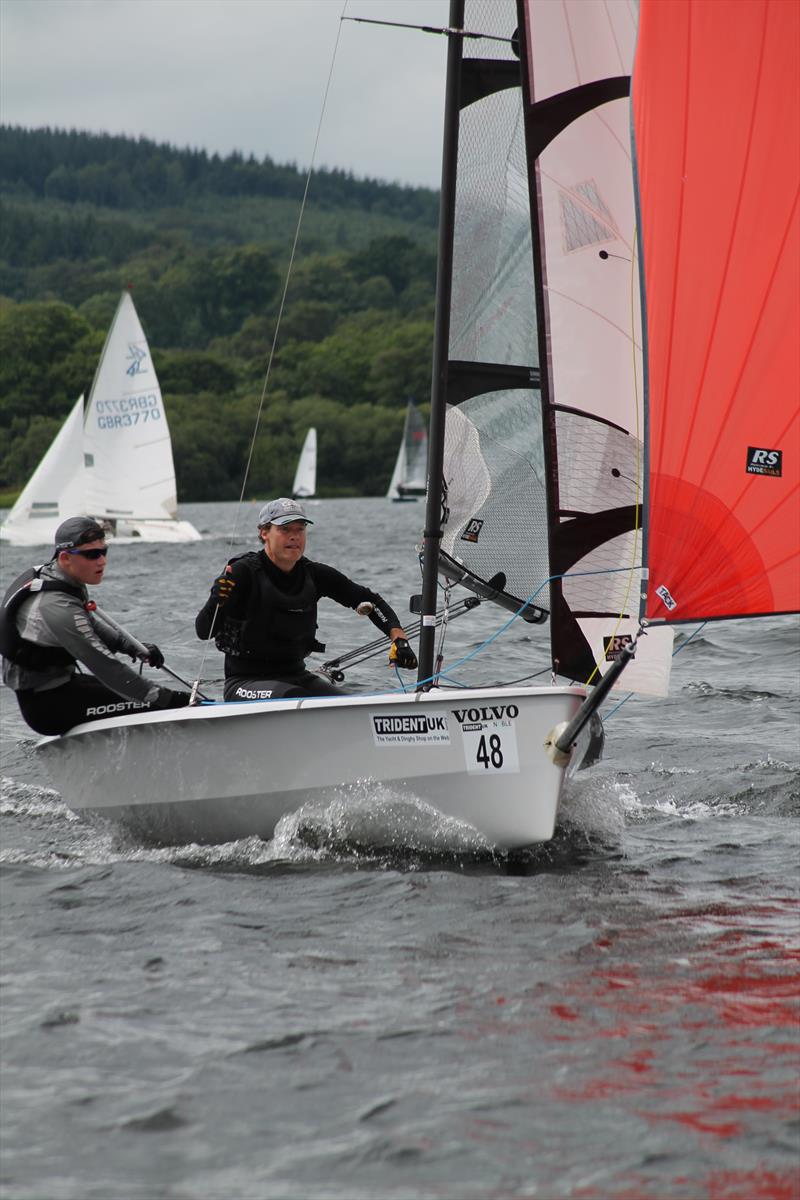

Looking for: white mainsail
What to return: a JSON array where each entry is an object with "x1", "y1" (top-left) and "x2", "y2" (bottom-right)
[
  {"x1": 386, "y1": 438, "x2": 405, "y2": 500},
  {"x1": 0, "y1": 293, "x2": 200, "y2": 545},
  {"x1": 387, "y1": 401, "x2": 427, "y2": 499},
  {"x1": 0, "y1": 395, "x2": 85, "y2": 545},
  {"x1": 291, "y1": 428, "x2": 317, "y2": 499},
  {"x1": 84, "y1": 292, "x2": 179, "y2": 522}
]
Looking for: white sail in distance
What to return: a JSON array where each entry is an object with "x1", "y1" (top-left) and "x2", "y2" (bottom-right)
[
  {"x1": 0, "y1": 396, "x2": 85, "y2": 544},
  {"x1": 291, "y1": 428, "x2": 317, "y2": 499}
]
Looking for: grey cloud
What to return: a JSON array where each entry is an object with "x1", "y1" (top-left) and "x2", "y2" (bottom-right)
[{"x1": 1, "y1": 0, "x2": 449, "y2": 188}]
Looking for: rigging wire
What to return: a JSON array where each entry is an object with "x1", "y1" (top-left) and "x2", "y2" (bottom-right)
[
  {"x1": 229, "y1": 11, "x2": 347, "y2": 533},
  {"x1": 324, "y1": 563, "x2": 674, "y2": 701},
  {"x1": 412, "y1": 566, "x2": 637, "y2": 691},
  {"x1": 192, "y1": 3, "x2": 349, "y2": 694}
]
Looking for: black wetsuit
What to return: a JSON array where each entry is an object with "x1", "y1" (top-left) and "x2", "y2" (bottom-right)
[
  {"x1": 195, "y1": 552, "x2": 402, "y2": 701},
  {"x1": 2, "y1": 563, "x2": 186, "y2": 735}
]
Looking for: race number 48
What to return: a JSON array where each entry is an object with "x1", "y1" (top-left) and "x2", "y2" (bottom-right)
[
  {"x1": 476, "y1": 733, "x2": 504, "y2": 769},
  {"x1": 462, "y1": 725, "x2": 520, "y2": 775}
]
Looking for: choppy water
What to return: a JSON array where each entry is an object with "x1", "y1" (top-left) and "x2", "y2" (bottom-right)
[{"x1": 1, "y1": 499, "x2": 798, "y2": 1200}]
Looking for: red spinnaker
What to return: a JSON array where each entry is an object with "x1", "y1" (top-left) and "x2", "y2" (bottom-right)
[{"x1": 633, "y1": 0, "x2": 800, "y2": 622}]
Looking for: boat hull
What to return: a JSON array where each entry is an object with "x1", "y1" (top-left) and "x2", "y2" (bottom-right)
[
  {"x1": 0, "y1": 518, "x2": 201, "y2": 546},
  {"x1": 38, "y1": 686, "x2": 587, "y2": 849},
  {"x1": 106, "y1": 518, "x2": 202, "y2": 544}
]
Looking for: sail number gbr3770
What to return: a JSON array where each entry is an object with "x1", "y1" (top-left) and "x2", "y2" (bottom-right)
[{"x1": 95, "y1": 394, "x2": 162, "y2": 429}]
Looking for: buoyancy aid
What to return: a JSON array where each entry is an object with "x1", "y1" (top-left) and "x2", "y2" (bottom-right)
[
  {"x1": 0, "y1": 566, "x2": 86, "y2": 670},
  {"x1": 215, "y1": 552, "x2": 322, "y2": 668}
]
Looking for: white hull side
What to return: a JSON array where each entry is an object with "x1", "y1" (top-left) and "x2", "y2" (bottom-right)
[
  {"x1": 107, "y1": 519, "x2": 202, "y2": 544},
  {"x1": 0, "y1": 523, "x2": 64, "y2": 547},
  {"x1": 38, "y1": 686, "x2": 586, "y2": 849},
  {"x1": 0, "y1": 517, "x2": 201, "y2": 546}
]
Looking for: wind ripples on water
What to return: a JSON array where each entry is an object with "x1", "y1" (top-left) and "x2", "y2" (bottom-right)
[{"x1": 1, "y1": 500, "x2": 798, "y2": 1199}]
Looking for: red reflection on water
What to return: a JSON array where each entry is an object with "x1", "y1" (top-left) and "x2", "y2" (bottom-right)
[
  {"x1": 648, "y1": 1108, "x2": 743, "y2": 1136},
  {"x1": 550, "y1": 1003, "x2": 580, "y2": 1021},
  {"x1": 452, "y1": 902, "x2": 798, "y2": 1197},
  {"x1": 703, "y1": 1168, "x2": 800, "y2": 1200},
  {"x1": 548, "y1": 906, "x2": 800, "y2": 1191},
  {"x1": 572, "y1": 1167, "x2": 798, "y2": 1200}
]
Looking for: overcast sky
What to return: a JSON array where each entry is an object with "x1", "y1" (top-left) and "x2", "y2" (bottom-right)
[{"x1": 1, "y1": 0, "x2": 451, "y2": 188}]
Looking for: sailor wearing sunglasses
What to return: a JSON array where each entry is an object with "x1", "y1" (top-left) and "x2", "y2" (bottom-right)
[{"x1": 1, "y1": 516, "x2": 190, "y2": 735}]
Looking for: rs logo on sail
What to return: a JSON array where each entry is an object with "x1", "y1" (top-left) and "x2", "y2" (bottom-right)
[
  {"x1": 461, "y1": 518, "x2": 483, "y2": 543},
  {"x1": 604, "y1": 634, "x2": 633, "y2": 661},
  {"x1": 746, "y1": 447, "x2": 782, "y2": 477}
]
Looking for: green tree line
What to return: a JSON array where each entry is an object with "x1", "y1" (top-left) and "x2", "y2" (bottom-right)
[
  {"x1": 1, "y1": 125, "x2": 439, "y2": 223},
  {"x1": 0, "y1": 127, "x2": 438, "y2": 501}
]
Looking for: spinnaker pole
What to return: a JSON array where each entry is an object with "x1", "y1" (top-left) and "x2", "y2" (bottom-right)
[{"x1": 416, "y1": 0, "x2": 464, "y2": 689}]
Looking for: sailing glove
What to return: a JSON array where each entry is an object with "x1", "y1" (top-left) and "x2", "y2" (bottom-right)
[
  {"x1": 211, "y1": 573, "x2": 236, "y2": 605},
  {"x1": 389, "y1": 637, "x2": 418, "y2": 670},
  {"x1": 153, "y1": 687, "x2": 192, "y2": 710},
  {"x1": 143, "y1": 643, "x2": 164, "y2": 669}
]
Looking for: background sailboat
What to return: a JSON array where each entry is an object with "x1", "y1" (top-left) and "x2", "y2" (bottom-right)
[
  {"x1": 386, "y1": 399, "x2": 428, "y2": 502},
  {"x1": 291, "y1": 427, "x2": 317, "y2": 500},
  {"x1": 0, "y1": 292, "x2": 200, "y2": 545}
]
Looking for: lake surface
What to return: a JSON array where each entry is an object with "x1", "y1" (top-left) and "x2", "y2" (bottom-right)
[{"x1": 1, "y1": 498, "x2": 798, "y2": 1200}]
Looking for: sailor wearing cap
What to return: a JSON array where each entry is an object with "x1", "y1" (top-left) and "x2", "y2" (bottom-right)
[
  {"x1": 195, "y1": 498, "x2": 418, "y2": 700},
  {"x1": 0, "y1": 516, "x2": 191, "y2": 735}
]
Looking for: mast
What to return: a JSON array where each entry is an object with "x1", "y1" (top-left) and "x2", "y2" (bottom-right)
[
  {"x1": 416, "y1": 0, "x2": 465, "y2": 688},
  {"x1": 515, "y1": 0, "x2": 557, "y2": 667}
]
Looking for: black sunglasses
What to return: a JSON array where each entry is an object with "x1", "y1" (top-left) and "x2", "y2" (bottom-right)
[{"x1": 66, "y1": 546, "x2": 109, "y2": 560}]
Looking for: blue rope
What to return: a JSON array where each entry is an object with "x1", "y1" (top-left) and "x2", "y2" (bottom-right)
[
  {"x1": 341, "y1": 566, "x2": 681, "y2": 700},
  {"x1": 412, "y1": 566, "x2": 641, "y2": 690}
]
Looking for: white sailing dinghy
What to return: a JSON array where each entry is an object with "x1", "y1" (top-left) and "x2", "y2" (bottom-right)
[
  {"x1": 387, "y1": 400, "x2": 428, "y2": 501},
  {"x1": 0, "y1": 292, "x2": 200, "y2": 545},
  {"x1": 38, "y1": 0, "x2": 798, "y2": 851},
  {"x1": 291, "y1": 428, "x2": 317, "y2": 500}
]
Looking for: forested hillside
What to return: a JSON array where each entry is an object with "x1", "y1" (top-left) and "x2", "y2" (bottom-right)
[{"x1": 0, "y1": 126, "x2": 439, "y2": 500}]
